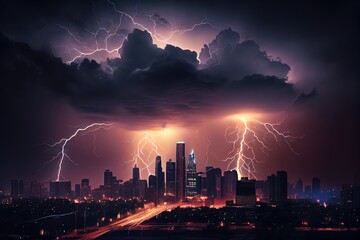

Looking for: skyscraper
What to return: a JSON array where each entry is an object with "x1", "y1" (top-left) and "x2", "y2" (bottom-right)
[
  {"x1": 275, "y1": 171, "x2": 288, "y2": 202},
  {"x1": 224, "y1": 170, "x2": 238, "y2": 201},
  {"x1": 166, "y1": 159, "x2": 175, "y2": 196},
  {"x1": 186, "y1": 150, "x2": 197, "y2": 197},
  {"x1": 207, "y1": 167, "x2": 222, "y2": 199},
  {"x1": 50, "y1": 181, "x2": 71, "y2": 198},
  {"x1": 155, "y1": 156, "x2": 165, "y2": 202},
  {"x1": 267, "y1": 174, "x2": 276, "y2": 202},
  {"x1": 296, "y1": 178, "x2": 304, "y2": 198},
  {"x1": 104, "y1": 170, "x2": 113, "y2": 187},
  {"x1": 236, "y1": 177, "x2": 256, "y2": 206},
  {"x1": 133, "y1": 164, "x2": 140, "y2": 197},
  {"x1": 312, "y1": 177, "x2": 321, "y2": 197},
  {"x1": 176, "y1": 142, "x2": 185, "y2": 201}
]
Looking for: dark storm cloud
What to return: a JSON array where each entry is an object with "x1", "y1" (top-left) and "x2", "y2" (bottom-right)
[
  {"x1": 1, "y1": 28, "x2": 296, "y2": 123},
  {"x1": 200, "y1": 28, "x2": 290, "y2": 80}
]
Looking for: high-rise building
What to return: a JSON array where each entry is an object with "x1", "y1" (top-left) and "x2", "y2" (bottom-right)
[
  {"x1": 224, "y1": 170, "x2": 238, "y2": 201},
  {"x1": 312, "y1": 177, "x2": 321, "y2": 198},
  {"x1": 207, "y1": 167, "x2": 222, "y2": 199},
  {"x1": 133, "y1": 164, "x2": 140, "y2": 197},
  {"x1": 236, "y1": 177, "x2": 256, "y2": 206},
  {"x1": 166, "y1": 159, "x2": 175, "y2": 196},
  {"x1": 80, "y1": 179, "x2": 91, "y2": 198},
  {"x1": 75, "y1": 184, "x2": 81, "y2": 197},
  {"x1": 146, "y1": 175, "x2": 157, "y2": 203},
  {"x1": 104, "y1": 170, "x2": 113, "y2": 187},
  {"x1": 176, "y1": 142, "x2": 186, "y2": 201},
  {"x1": 186, "y1": 150, "x2": 197, "y2": 197},
  {"x1": 155, "y1": 156, "x2": 165, "y2": 202},
  {"x1": 196, "y1": 172, "x2": 207, "y2": 196},
  {"x1": 275, "y1": 171, "x2": 288, "y2": 202},
  {"x1": 296, "y1": 178, "x2": 304, "y2": 198},
  {"x1": 50, "y1": 181, "x2": 71, "y2": 198},
  {"x1": 11, "y1": 179, "x2": 23, "y2": 198},
  {"x1": 267, "y1": 174, "x2": 276, "y2": 202}
]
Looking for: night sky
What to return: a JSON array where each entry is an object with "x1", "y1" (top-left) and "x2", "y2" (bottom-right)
[{"x1": 1, "y1": 0, "x2": 359, "y2": 191}]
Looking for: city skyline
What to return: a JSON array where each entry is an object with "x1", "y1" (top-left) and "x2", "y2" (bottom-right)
[{"x1": 1, "y1": 0, "x2": 359, "y2": 199}]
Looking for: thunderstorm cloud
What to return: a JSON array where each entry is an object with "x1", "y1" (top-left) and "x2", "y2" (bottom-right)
[{"x1": 1, "y1": 28, "x2": 297, "y2": 124}]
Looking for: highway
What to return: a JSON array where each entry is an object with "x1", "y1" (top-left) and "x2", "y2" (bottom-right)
[{"x1": 65, "y1": 202, "x2": 179, "y2": 240}]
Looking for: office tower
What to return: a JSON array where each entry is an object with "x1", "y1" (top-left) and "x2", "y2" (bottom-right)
[
  {"x1": 196, "y1": 172, "x2": 207, "y2": 196},
  {"x1": 166, "y1": 159, "x2": 175, "y2": 196},
  {"x1": 267, "y1": 174, "x2": 276, "y2": 202},
  {"x1": 236, "y1": 177, "x2": 256, "y2": 206},
  {"x1": 30, "y1": 181, "x2": 44, "y2": 197},
  {"x1": 139, "y1": 179, "x2": 147, "y2": 199},
  {"x1": 312, "y1": 177, "x2": 321, "y2": 198},
  {"x1": 207, "y1": 168, "x2": 222, "y2": 198},
  {"x1": 104, "y1": 170, "x2": 113, "y2": 187},
  {"x1": 75, "y1": 184, "x2": 81, "y2": 197},
  {"x1": 186, "y1": 150, "x2": 197, "y2": 197},
  {"x1": 133, "y1": 164, "x2": 140, "y2": 197},
  {"x1": 50, "y1": 181, "x2": 71, "y2": 198},
  {"x1": 296, "y1": 178, "x2": 304, "y2": 198},
  {"x1": 276, "y1": 171, "x2": 288, "y2": 202},
  {"x1": 176, "y1": 142, "x2": 186, "y2": 201},
  {"x1": 11, "y1": 179, "x2": 24, "y2": 198},
  {"x1": 80, "y1": 179, "x2": 91, "y2": 198},
  {"x1": 255, "y1": 180, "x2": 268, "y2": 200},
  {"x1": 155, "y1": 156, "x2": 165, "y2": 201},
  {"x1": 147, "y1": 175, "x2": 157, "y2": 203},
  {"x1": 224, "y1": 170, "x2": 238, "y2": 201}
]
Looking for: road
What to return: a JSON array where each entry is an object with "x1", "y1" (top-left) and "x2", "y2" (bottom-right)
[{"x1": 67, "y1": 202, "x2": 179, "y2": 240}]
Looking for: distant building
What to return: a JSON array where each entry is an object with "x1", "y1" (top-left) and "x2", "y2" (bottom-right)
[
  {"x1": 176, "y1": 142, "x2": 186, "y2": 201},
  {"x1": 146, "y1": 175, "x2": 156, "y2": 203},
  {"x1": 75, "y1": 184, "x2": 80, "y2": 197},
  {"x1": 295, "y1": 178, "x2": 304, "y2": 198},
  {"x1": 255, "y1": 180, "x2": 268, "y2": 200},
  {"x1": 223, "y1": 170, "x2": 238, "y2": 201},
  {"x1": 133, "y1": 164, "x2": 140, "y2": 197},
  {"x1": 275, "y1": 171, "x2": 288, "y2": 202},
  {"x1": 267, "y1": 174, "x2": 276, "y2": 202},
  {"x1": 139, "y1": 179, "x2": 147, "y2": 199},
  {"x1": 166, "y1": 159, "x2": 175, "y2": 196},
  {"x1": 196, "y1": 172, "x2": 207, "y2": 196},
  {"x1": 50, "y1": 181, "x2": 71, "y2": 198},
  {"x1": 207, "y1": 167, "x2": 222, "y2": 199},
  {"x1": 236, "y1": 177, "x2": 256, "y2": 206},
  {"x1": 186, "y1": 150, "x2": 197, "y2": 197},
  {"x1": 312, "y1": 177, "x2": 321, "y2": 199},
  {"x1": 80, "y1": 179, "x2": 91, "y2": 198},
  {"x1": 155, "y1": 156, "x2": 165, "y2": 202},
  {"x1": 11, "y1": 179, "x2": 23, "y2": 198},
  {"x1": 104, "y1": 170, "x2": 113, "y2": 187}
]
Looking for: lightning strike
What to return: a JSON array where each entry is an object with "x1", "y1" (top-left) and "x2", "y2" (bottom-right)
[
  {"x1": 223, "y1": 116, "x2": 300, "y2": 179},
  {"x1": 131, "y1": 132, "x2": 162, "y2": 178},
  {"x1": 47, "y1": 123, "x2": 113, "y2": 181},
  {"x1": 52, "y1": 1, "x2": 220, "y2": 63}
]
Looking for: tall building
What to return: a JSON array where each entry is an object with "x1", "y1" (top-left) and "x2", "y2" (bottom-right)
[
  {"x1": 80, "y1": 178, "x2": 91, "y2": 198},
  {"x1": 295, "y1": 178, "x2": 304, "y2": 198},
  {"x1": 11, "y1": 179, "x2": 23, "y2": 198},
  {"x1": 236, "y1": 177, "x2": 256, "y2": 206},
  {"x1": 207, "y1": 167, "x2": 222, "y2": 199},
  {"x1": 275, "y1": 171, "x2": 288, "y2": 202},
  {"x1": 176, "y1": 142, "x2": 186, "y2": 201},
  {"x1": 133, "y1": 164, "x2": 140, "y2": 197},
  {"x1": 166, "y1": 159, "x2": 175, "y2": 196},
  {"x1": 267, "y1": 174, "x2": 276, "y2": 202},
  {"x1": 50, "y1": 181, "x2": 71, "y2": 198},
  {"x1": 312, "y1": 177, "x2": 321, "y2": 198},
  {"x1": 155, "y1": 156, "x2": 165, "y2": 202},
  {"x1": 104, "y1": 170, "x2": 113, "y2": 187},
  {"x1": 223, "y1": 170, "x2": 238, "y2": 201},
  {"x1": 186, "y1": 150, "x2": 197, "y2": 197}
]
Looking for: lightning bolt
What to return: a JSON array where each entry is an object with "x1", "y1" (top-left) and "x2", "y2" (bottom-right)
[
  {"x1": 223, "y1": 117, "x2": 300, "y2": 179},
  {"x1": 51, "y1": 1, "x2": 220, "y2": 64},
  {"x1": 131, "y1": 132, "x2": 162, "y2": 178},
  {"x1": 46, "y1": 123, "x2": 113, "y2": 181}
]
